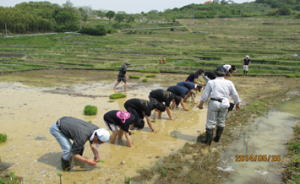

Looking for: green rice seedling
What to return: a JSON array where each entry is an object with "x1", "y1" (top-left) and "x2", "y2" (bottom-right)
[
  {"x1": 142, "y1": 78, "x2": 148, "y2": 83},
  {"x1": 0, "y1": 134, "x2": 7, "y2": 143},
  {"x1": 129, "y1": 75, "x2": 140, "y2": 79},
  {"x1": 145, "y1": 74, "x2": 156, "y2": 78},
  {"x1": 109, "y1": 93, "x2": 126, "y2": 99},
  {"x1": 83, "y1": 105, "x2": 98, "y2": 115}
]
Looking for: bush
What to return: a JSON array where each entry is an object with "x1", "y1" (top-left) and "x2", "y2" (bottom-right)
[
  {"x1": 112, "y1": 23, "x2": 132, "y2": 29},
  {"x1": 83, "y1": 105, "x2": 98, "y2": 115},
  {"x1": 0, "y1": 172, "x2": 21, "y2": 184},
  {"x1": 79, "y1": 25, "x2": 107, "y2": 36},
  {"x1": 276, "y1": 7, "x2": 292, "y2": 15},
  {"x1": 146, "y1": 74, "x2": 156, "y2": 78},
  {"x1": 142, "y1": 78, "x2": 148, "y2": 83},
  {"x1": 129, "y1": 75, "x2": 140, "y2": 79},
  {"x1": 109, "y1": 93, "x2": 126, "y2": 99},
  {"x1": 0, "y1": 134, "x2": 7, "y2": 143}
]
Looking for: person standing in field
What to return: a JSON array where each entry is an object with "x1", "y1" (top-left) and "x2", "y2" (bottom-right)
[
  {"x1": 113, "y1": 62, "x2": 130, "y2": 91},
  {"x1": 197, "y1": 67, "x2": 241, "y2": 145},
  {"x1": 243, "y1": 55, "x2": 251, "y2": 76},
  {"x1": 49, "y1": 117, "x2": 110, "y2": 171}
]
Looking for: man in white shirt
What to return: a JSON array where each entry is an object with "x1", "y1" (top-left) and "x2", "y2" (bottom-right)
[{"x1": 197, "y1": 67, "x2": 241, "y2": 145}]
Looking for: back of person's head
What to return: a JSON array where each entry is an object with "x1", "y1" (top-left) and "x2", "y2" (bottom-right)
[
  {"x1": 134, "y1": 119, "x2": 145, "y2": 129},
  {"x1": 150, "y1": 98, "x2": 166, "y2": 112},
  {"x1": 229, "y1": 65, "x2": 236, "y2": 73},
  {"x1": 195, "y1": 69, "x2": 204, "y2": 76},
  {"x1": 215, "y1": 67, "x2": 226, "y2": 77},
  {"x1": 196, "y1": 85, "x2": 202, "y2": 91},
  {"x1": 245, "y1": 55, "x2": 250, "y2": 59}
]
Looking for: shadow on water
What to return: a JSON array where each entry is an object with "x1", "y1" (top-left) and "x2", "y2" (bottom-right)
[
  {"x1": 37, "y1": 152, "x2": 61, "y2": 170},
  {"x1": 170, "y1": 130, "x2": 197, "y2": 142},
  {"x1": 37, "y1": 152, "x2": 97, "y2": 171},
  {"x1": 0, "y1": 162, "x2": 14, "y2": 172}
]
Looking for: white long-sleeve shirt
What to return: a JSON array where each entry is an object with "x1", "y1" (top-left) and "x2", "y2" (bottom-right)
[{"x1": 201, "y1": 77, "x2": 241, "y2": 104}]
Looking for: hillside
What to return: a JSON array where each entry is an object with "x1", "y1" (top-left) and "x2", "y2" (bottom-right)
[{"x1": 0, "y1": 16, "x2": 299, "y2": 76}]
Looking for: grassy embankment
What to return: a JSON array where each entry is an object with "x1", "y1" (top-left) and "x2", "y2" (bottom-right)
[
  {"x1": 127, "y1": 77, "x2": 300, "y2": 184},
  {"x1": 0, "y1": 17, "x2": 299, "y2": 76},
  {"x1": 283, "y1": 124, "x2": 300, "y2": 184}
]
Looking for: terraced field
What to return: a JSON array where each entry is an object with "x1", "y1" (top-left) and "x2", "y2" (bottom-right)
[{"x1": 0, "y1": 17, "x2": 299, "y2": 76}]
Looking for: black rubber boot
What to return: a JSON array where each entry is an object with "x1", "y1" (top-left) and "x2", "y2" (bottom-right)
[
  {"x1": 214, "y1": 126, "x2": 224, "y2": 142},
  {"x1": 61, "y1": 157, "x2": 71, "y2": 171},
  {"x1": 197, "y1": 128, "x2": 213, "y2": 145}
]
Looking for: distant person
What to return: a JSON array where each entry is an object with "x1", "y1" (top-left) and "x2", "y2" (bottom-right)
[
  {"x1": 176, "y1": 81, "x2": 202, "y2": 103},
  {"x1": 203, "y1": 70, "x2": 217, "y2": 83},
  {"x1": 124, "y1": 98, "x2": 164, "y2": 132},
  {"x1": 167, "y1": 85, "x2": 189, "y2": 111},
  {"x1": 113, "y1": 62, "x2": 130, "y2": 91},
  {"x1": 243, "y1": 56, "x2": 251, "y2": 76},
  {"x1": 104, "y1": 110, "x2": 144, "y2": 147},
  {"x1": 49, "y1": 117, "x2": 110, "y2": 171},
  {"x1": 204, "y1": 65, "x2": 236, "y2": 83},
  {"x1": 186, "y1": 69, "x2": 204, "y2": 85},
  {"x1": 149, "y1": 89, "x2": 181, "y2": 120},
  {"x1": 197, "y1": 67, "x2": 241, "y2": 145},
  {"x1": 221, "y1": 64, "x2": 236, "y2": 77}
]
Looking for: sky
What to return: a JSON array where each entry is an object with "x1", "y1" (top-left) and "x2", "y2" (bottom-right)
[{"x1": 0, "y1": 0, "x2": 254, "y2": 13}]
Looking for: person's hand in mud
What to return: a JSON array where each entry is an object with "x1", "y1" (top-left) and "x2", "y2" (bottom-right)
[
  {"x1": 94, "y1": 156, "x2": 100, "y2": 162},
  {"x1": 86, "y1": 159, "x2": 97, "y2": 166},
  {"x1": 198, "y1": 101, "x2": 204, "y2": 109},
  {"x1": 235, "y1": 103, "x2": 240, "y2": 111}
]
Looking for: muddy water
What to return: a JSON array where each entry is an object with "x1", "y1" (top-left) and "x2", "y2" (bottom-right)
[
  {"x1": 0, "y1": 70, "x2": 206, "y2": 184},
  {"x1": 220, "y1": 99, "x2": 300, "y2": 184}
]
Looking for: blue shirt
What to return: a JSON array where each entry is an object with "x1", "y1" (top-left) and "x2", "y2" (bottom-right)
[
  {"x1": 177, "y1": 81, "x2": 195, "y2": 91},
  {"x1": 167, "y1": 85, "x2": 189, "y2": 98}
]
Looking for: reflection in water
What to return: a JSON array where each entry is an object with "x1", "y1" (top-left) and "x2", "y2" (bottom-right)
[
  {"x1": 0, "y1": 70, "x2": 206, "y2": 183},
  {"x1": 221, "y1": 105, "x2": 299, "y2": 184}
]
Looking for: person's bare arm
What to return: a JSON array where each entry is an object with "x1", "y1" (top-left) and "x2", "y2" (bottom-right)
[
  {"x1": 198, "y1": 101, "x2": 205, "y2": 109},
  {"x1": 180, "y1": 100, "x2": 189, "y2": 111},
  {"x1": 123, "y1": 131, "x2": 133, "y2": 147},
  {"x1": 73, "y1": 154, "x2": 97, "y2": 166},
  {"x1": 90, "y1": 143, "x2": 100, "y2": 162},
  {"x1": 110, "y1": 131, "x2": 118, "y2": 144},
  {"x1": 235, "y1": 103, "x2": 240, "y2": 110},
  {"x1": 166, "y1": 107, "x2": 173, "y2": 120},
  {"x1": 145, "y1": 116, "x2": 154, "y2": 132}
]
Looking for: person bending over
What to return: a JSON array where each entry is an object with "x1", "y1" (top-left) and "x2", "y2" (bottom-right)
[
  {"x1": 49, "y1": 117, "x2": 110, "y2": 171},
  {"x1": 124, "y1": 98, "x2": 164, "y2": 132},
  {"x1": 104, "y1": 110, "x2": 144, "y2": 147},
  {"x1": 186, "y1": 69, "x2": 204, "y2": 85},
  {"x1": 176, "y1": 81, "x2": 202, "y2": 103},
  {"x1": 149, "y1": 89, "x2": 181, "y2": 120},
  {"x1": 167, "y1": 85, "x2": 189, "y2": 111}
]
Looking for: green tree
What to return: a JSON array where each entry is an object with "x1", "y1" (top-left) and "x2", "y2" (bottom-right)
[
  {"x1": 106, "y1": 11, "x2": 115, "y2": 22},
  {"x1": 115, "y1": 13, "x2": 126, "y2": 23}
]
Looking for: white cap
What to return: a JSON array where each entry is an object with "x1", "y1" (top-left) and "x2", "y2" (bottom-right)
[
  {"x1": 223, "y1": 64, "x2": 231, "y2": 72},
  {"x1": 91, "y1": 128, "x2": 110, "y2": 143}
]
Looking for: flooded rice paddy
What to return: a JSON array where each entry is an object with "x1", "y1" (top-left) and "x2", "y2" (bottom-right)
[
  {"x1": 220, "y1": 98, "x2": 300, "y2": 184},
  {"x1": 0, "y1": 70, "x2": 206, "y2": 184}
]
